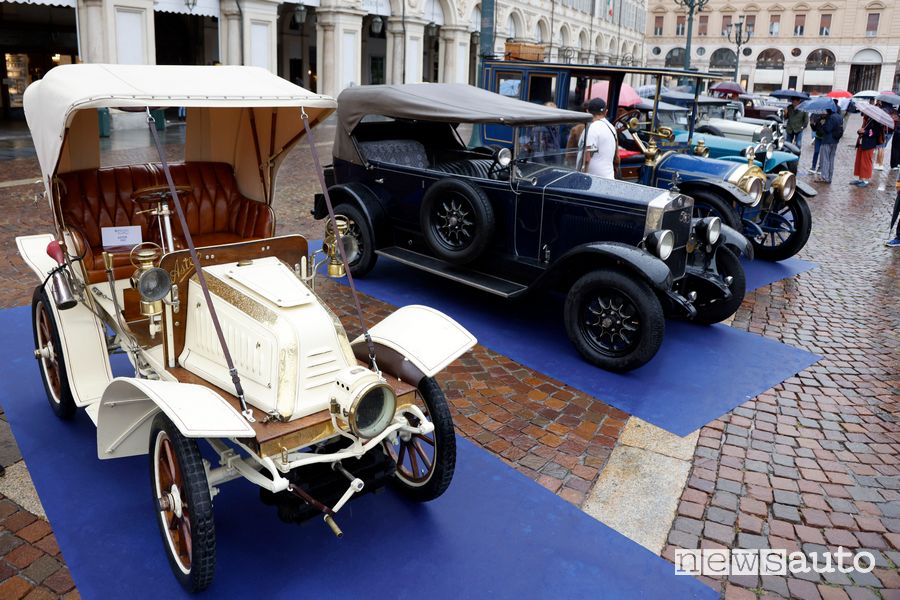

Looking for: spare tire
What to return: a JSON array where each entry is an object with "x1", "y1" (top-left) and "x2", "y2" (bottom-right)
[{"x1": 420, "y1": 178, "x2": 495, "y2": 264}]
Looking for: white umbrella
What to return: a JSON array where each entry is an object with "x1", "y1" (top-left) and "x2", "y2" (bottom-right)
[
  {"x1": 857, "y1": 101, "x2": 895, "y2": 128},
  {"x1": 852, "y1": 90, "x2": 879, "y2": 99}
]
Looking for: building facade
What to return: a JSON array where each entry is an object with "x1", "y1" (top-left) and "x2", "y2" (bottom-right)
[
  {"x1": 644, "y1": 0, "x2": 899, "y2": 93},
  {"x1": 0, "y1": 0, "x2": 646, "y2": 117}
]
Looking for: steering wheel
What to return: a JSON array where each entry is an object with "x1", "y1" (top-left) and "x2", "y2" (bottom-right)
[
  {"x1": 613, "y1": 109, "x2": 645, "y2": 151},
  {"x1": 131, "y1": 185, "x2": 192, "y2": 205}
]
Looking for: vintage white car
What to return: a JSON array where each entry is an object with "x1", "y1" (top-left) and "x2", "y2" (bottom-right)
[
  {"x1": 17, "y1": 64, "x2": 475, "y2": 592},
  {"x1": 661, "y1": 91, "x2": 788, "y2": 150}
]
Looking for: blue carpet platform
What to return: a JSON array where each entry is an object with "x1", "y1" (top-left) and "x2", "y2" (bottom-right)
[
  {"x1": 332, "y1": 251, "x2": 820, "y2": 436},
  {"x1": 0, "y1": 306, "x2": 715, "y2": 600}
]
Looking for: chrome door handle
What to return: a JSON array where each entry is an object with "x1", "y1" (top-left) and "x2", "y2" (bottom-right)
[{"x1": 374, "y1": 178, "x2": 384, "y2": 184}]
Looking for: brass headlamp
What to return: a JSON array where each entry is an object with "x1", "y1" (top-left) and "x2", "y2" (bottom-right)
[
  {"x1": 130, "y1": 246, "x2": 170, "y2": 316},
  {"x1": 323, "y1": 215, "x2": 360, "y2": 278}
]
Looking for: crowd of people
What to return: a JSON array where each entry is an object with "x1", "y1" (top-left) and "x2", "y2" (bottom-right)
[{"x1": 801, "y1": 97, "x2": 900, "y2": 247}]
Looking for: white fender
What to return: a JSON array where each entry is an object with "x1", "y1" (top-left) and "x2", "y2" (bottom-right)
[
  {"x1": 17, "y1": 233, "x2": 113, "y2": 408},
  {"x1": 351, "y1": 305, "x2": 476, "y2": 384},
  {"x1": 96, "y1": 378, "x2": 256, "y2": 460}
]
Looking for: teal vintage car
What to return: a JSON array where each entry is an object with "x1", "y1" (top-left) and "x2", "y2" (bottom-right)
[{"x1": 651, "y1": 96, "x2": 800, "y2": 174}]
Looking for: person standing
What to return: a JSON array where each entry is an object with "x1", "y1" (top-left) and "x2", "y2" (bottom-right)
[
  {"x1": 817, "y1": 105, "x2": 843, "y2": 184},
  {"x1": 580, "y1": 98, "x2": 617, "y2": 178},
  {"x1": 785, "y1": 97, "x2": 809, "y2": 146},
  {"x1": 890, "y1": 110, "x2": 900, "y2": 170},
  {"x1": 808, "y1": 113, "x2": 826, "y2": 174},
  {"x1": 874, "y1": 102, "x2": 894, "y2": 170},
  {"x1": 850, "y1": 115, "x2": 884, "y2": 187}
]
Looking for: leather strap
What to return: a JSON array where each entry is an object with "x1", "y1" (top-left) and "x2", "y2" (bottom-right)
[
  {"x1": 146, "y1": 112, "x2": 253, "y2": 421},
  {"x1": 300, "y1": 111, "x2": 378, "y2": 367}
]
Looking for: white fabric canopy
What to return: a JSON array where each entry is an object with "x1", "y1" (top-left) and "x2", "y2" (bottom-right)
[
  {"x1": 24, "y1": 64, "x2": 336, "y2": 190},
  {"x1": 153, "y1": 0, "x2": 219, "y2": 18},
  {"x1": 4, "y1": 0, "x2": 75, "y2": 7}
]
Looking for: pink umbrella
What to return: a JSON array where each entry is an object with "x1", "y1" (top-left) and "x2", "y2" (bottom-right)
[
  {"x1": 589, "y1": 81, "x2": 643, "y2": 108},
  {"x1": 826, "y1": 90, "x2": 852, "y2": 98}
]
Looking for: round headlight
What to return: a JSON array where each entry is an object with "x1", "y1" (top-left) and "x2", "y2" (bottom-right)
[
  {"x1": 702, "y1": 216, "x2": 721, "y2": 244},
  {"x1": 137, "y1": 267, "x2": 172, "y2": 302},
  {"x1": 497, "y1": 147, "x2": 512, "y2": 167},
  {"x1": 349, "y1": 383, "x2": 397, "y2": 439},
  {"x1": 773, "y1": 171, "x2": 796, "y2": 200},
  {"x1": 747, "y1": 177, "x2": 764, "y2": 205},
  {"x1": 646, "y1": 229, "x2": 675, "y2": 261}
]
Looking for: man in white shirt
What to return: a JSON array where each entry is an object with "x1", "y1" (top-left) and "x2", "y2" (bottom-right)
[{"x1": 581, "y1": 98, "x2": 618, "y2": 178}]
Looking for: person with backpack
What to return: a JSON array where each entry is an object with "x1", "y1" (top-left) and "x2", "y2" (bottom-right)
[{"x1": 817, "y1": 103, "x2": 844, "y2": 184}]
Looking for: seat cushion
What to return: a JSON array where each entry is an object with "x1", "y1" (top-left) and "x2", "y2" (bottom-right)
[{"x1": 358, "y1": 140, "x2": 429, "y2": 168}]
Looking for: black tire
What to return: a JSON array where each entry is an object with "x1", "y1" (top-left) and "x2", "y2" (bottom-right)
[
  {"x1": 690, "y1": 190, "x2": 741, "y2": 230},
  {"x1": 335, "y1": 203, "x2": 378, "y2": 277},
  {"x1": 150, "y1": 414, "x2": 216, "y2": 592},
  {"x1": 692, "y1": 247, "x2": 746, "y2": 325},
  {"x1": 31, "y1": 286, "x2": 76, "y2": 419},
  {"x1": 696, "y1": 125, "x2": 724, "y2": 137},
  {"x1": 420, "y1": 178, "x2": 494, "y2": 264},
  {"x1": 751, "y1": 196, "x2": 812, "y2": 261},
  {"x1": 384, "y1": 377, "x2": 456, "y2": 502},
  {"x1": 564, "y1": 270, "x2": 665, "y2": 373}
]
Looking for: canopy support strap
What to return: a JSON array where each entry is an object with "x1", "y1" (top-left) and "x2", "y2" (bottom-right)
[
  {"x1": 300, "y1": 109, "x2": 378, "y2": 369},
  {"x1": 145, "y1": 110, "x2": 255, "y2": 423},
  {"x1": 248, "y1": 109, "x2": 270, "y2": 202}
]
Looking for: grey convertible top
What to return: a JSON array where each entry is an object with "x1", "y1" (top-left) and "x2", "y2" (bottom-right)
[{"x1": 334, "y1": 82, "x2": 591, "y2": 164}]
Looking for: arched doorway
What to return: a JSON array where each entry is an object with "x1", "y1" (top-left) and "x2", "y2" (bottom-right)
[
  {"x1": 709, "y1": 48, "x2": 737, "y2": 75},
  {"x1": 665, "y1": 47, "x2": 685, "y2": 68},
  {"x1": 848, "y1": 48, "x2": 882, "y2": 93},
  {"x1": 753, "y1": 48, "x2": 785, "y2": 93},
  {"x1": 361, "y1": 1, "x2": 390, "y2": 85},
  {"x1": 803, "y1": 49, "x2": 835, "y2": 94}
]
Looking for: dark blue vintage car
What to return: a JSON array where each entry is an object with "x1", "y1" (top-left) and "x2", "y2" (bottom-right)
[
  {"x1": 479, "y1": 60, "x2": 814, "y2": 261},
  {"x1": 314, "y1": 83, "x2": 752, "y2": 372}
]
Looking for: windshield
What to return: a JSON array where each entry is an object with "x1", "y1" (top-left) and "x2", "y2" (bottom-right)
[{"x1": 514, "y1": 122, "x2": 585, "y2": 168}]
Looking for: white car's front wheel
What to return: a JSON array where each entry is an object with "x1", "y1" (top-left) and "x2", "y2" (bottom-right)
[
  {"x1": 31, "y1": 286, "x2": 75, "y2": 419},
  {"x1": 149, "y1": 414, "x2": 216, "y2": 592},
  {"x1": 384, "y1": 377, "x2": 456, "y2": 502}
]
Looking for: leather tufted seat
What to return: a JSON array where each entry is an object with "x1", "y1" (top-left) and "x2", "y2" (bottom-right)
[{"x1": 57, "y1": 162, "x2": 274, "y2": 283}]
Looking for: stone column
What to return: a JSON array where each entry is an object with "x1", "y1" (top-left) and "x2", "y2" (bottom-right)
[
  {"x1": 80, "y1": 0, "x2": 106, "y2": 63},
  {"x1": 315, "y1": 8, "x2": 364, "y2": 97},
  {"x1": 385, "y1": 18, "x2": 404, "y2": 84},
  {"x1": 439, "y1": 25, "x2": 469, "y2": 84},
  {"x1": 219, "y1": 1, "x2": 242, "y2": 66}
]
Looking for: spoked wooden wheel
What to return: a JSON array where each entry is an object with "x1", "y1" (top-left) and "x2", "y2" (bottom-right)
[
  {"x1": 383, "y1": 377, "x2": 456, "y2": 502},
  {"x1": 150, "y1": 414, "x2": 215, "y2": 592},
  {"x1": 31, "y1": 287, "x2": 75, "y2": 419}
]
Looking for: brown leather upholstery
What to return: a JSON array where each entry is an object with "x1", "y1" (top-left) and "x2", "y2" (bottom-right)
[{"x1": 57, "y1": 162, "x2": 274, "y2": 283}]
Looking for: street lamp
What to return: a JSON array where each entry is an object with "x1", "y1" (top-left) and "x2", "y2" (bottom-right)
[
  {"x1": 672, "y1": 0, "x2": 710, "y2": 71},
  {"x1": 727, "y1": 16, "x2": 751, "y2": 81}
]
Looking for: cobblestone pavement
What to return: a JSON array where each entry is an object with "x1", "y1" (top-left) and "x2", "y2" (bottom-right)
[
  {"x1": 0, "y1": 117, "x2": 897, "y2": 599},
  {"x1": 662, "y1": 134, "x2": 900, "y2": 600}
]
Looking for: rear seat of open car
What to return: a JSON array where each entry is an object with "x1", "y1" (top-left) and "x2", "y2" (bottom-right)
[
  {"x1": 56, "y1": 161, "x2": 274, "y2": 283},
  {"x1": 357, "y1": 139, "x2": 495, "y2": 179}
]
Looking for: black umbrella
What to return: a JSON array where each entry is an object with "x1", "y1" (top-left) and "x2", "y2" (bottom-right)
[{"x1": 770, "y1": 89, "x2": 810, "y2": 100}]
